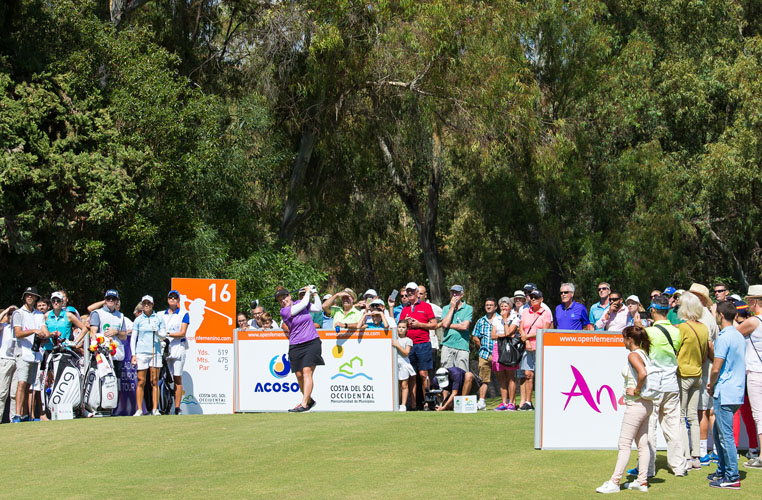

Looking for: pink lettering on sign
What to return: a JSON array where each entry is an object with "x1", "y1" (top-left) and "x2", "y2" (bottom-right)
[{"x1": 561, "y1": 365, "x2": 618, "y2": 413}]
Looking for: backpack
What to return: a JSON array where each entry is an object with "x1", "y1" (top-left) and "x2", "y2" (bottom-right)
[{"x1": 633, "y1": 349, "x2": 663, "y2": 400}]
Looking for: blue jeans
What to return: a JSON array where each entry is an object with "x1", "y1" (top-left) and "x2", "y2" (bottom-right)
[{"x1": 712, "y1": 399, "x2": 741, "y2": 481}]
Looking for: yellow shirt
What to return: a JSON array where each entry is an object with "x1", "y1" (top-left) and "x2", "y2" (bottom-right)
[{"x1": 677, "y1": 321, "x2": 708, "y2": 377}]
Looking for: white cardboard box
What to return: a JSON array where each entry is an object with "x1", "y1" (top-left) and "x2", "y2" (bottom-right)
[
  {"x1": 453, "y1": 395, "x2": 477, "y2": 413},
  {"x1": 52, "y1": 404, "x2": 74, "y2": 420}
]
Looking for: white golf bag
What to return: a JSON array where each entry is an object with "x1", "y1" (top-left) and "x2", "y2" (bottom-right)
[
  {"x1": 43, "y1": 345, "x2": 83, "y2": 418},
  {"x1": 82, "y1": 350, "x2": 119, "y2": 414}
]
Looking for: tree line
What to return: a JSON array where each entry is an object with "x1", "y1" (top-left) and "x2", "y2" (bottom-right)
[{"x1": 2, "y1": 0, "x2": 761, "y2": 313}]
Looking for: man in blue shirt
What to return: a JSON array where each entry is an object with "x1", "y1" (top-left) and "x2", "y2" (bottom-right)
[
  {"x1": 589, "y1": 282, "x2": 611, "y2": 329},
  {"x1": 554, "y1": 283, "x2": 592, "y2": 331},
  {"x1": 706, "y1": 301, "x2": 747, "y2": 490}
]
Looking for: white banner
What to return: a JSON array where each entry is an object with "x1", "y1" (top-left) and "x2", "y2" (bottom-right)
[
  {"x1": 235, "y1": 328, "x2": 396, "y2": 412},
  {"x1": 536, "y1": 330, "x2": 670, "y2": 450}
]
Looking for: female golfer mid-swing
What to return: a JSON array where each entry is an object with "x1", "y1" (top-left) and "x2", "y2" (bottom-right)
[{"x1": 276, "y1": 286, "x2": 325, "y2": 412}]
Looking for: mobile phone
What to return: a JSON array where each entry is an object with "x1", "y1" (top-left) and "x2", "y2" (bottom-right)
[{"x1": 389, "y1": 289, "x2": 399, "y2": 302}]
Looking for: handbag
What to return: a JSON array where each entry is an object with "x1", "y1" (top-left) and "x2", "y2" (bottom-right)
[
  {"x1": 633, "y1": 349, "x2": 663, "y2": 400},
  {"x1": 498, "y1": 334, "x2": 525, "y2": 366}
]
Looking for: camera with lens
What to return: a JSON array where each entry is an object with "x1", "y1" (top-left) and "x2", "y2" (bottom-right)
[
  {"x1": 423, "y1": 389, "x2": 443, "y2": 411},
  {"x1": 32, "y1": 333, "x2": 42, "y2": 352}
]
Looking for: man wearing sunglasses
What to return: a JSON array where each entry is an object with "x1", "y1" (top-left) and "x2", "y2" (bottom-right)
[
  {"x1": 595, "y1": 292, "x2": 629, "y2": 332},
  {"x1": 711, "y1": 283, "x2": 730, "y2": 316},
  {"x1": 589, "y1": 282, "x2": 612, "y2": 330},
  {"x1": 554, "y1": 283, "x2": 592, "y2": 331}
]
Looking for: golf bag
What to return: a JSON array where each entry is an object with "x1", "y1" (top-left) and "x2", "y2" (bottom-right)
[
  {"x1": 82, "y1": 348, "x2": 119, "y2": 414},
  {"x1": 43, "y1": 344, "x2": 83, "y2": 419},
  {"x1": 157, "y1": 340, "x2": 175, "y2": 414}
]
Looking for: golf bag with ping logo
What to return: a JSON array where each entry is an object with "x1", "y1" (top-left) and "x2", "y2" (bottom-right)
[{"x1": 43, "y1": 343, "x2": 84, "y2": 419}]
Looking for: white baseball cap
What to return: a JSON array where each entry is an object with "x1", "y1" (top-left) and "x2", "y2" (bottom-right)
[
  {"x1": 625, "y1": 295, "x2": 640, "y2": 305},
  {"x1": 370, "y1": 298, "x2": 384, "y2": 306},
  {"x1": 405, "y1": 282, "x2": 418, "y2": 291},
  {"x1": 51, "y1": 291, "x2": 64, "y2": 301},
  {"x1": 141, "y1": 295, "x2": 154, "y2": 304},
  {"x1": 363, "y1": 289, "x2": 378, "y2": 298}
]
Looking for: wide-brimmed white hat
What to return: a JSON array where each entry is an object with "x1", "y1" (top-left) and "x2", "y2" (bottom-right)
[
  {"x1": 746, "y1": 284, "x2": 762, "y2": 299},
  {"x1": 688, "y1": 283, "x2": 712, "y2": 308}
]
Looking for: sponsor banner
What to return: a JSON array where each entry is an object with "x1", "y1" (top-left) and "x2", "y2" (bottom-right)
[
  {"x1": 536, "y1": 330, "x2": 671, "y2": 450},
  {"x1": 235, "y1": 328, "x2": 395, "y2": 412},
  {"x1": 113, "y1": 335, "x2": 137, "y2": 416},
  {"x1": 171, "y1": 278, "x2": 236, "y2": 415}
]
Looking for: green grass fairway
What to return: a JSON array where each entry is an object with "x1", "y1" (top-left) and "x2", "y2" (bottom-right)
[{"x1": 2, "y1": 401, "x2": 760, "y2": 499}]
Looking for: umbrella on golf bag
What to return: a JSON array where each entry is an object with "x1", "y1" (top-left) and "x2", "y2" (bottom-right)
[
  {"x1": 157, "y1": 339, "x2": 175, "y2": 415},
  {"x1": 43, "y1": 343, "x2": 83, "y2": 419}
]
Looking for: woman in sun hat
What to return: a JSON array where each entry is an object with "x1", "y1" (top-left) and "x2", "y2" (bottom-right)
[
  {"x1": 277, "y1": 285, "x2": 325, "y2": 412},
  {"x1": 736, "y1": 285, "x2": 762, "y2": 468}
]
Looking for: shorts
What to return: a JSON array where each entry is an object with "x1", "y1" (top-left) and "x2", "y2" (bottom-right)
[
  {"x1": 440, "y1": 345, "x2": 469, "y2": 372},
  {"x1": 520, "y1": 350, "x2": 535, "y2": 372},
  {"x1": 167, "y1": 349, "x2": 186, "y2": 378},
  {"x1": 478, "y1": 357, "x2": 492, "y2": 383},
  {"x1": 15, "y1": 357, "x2": 39, "y2": 385},
  {"x1": 135, "y1": 353, "x2": 162, "y2": 370},
  {"x1": 288, "y1": 337, "x2": 325, "y2": 373},
  {"x1": 492, "y1": 342, "x2": 518, "y2": 372},
  {"x1": 408, "y1": 342, "x2": 433, "y2": 372}
]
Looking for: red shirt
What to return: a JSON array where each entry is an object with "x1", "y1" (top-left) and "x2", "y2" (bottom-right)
[{"x1": 399, "y1": 301, "x2": 434, "y2": 344}]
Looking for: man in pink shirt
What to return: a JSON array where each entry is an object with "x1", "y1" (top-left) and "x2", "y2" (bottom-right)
[
  {"x1": 518, "y1": 290, "x2": 552, "y2": 410},
  {"x1": 595, "y1": 291, "x2": 629, "y2": 332}
]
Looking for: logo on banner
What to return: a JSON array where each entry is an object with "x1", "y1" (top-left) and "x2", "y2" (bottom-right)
[
  {"x1": 561, "y1": 365, "x2": 621, "y2": 413},
  {"x1": 269, "y1": 354, "x2": 291, "y2": 379},
  {"x1": 331, "y1": 356, "x2": 372, "y2": 380}
]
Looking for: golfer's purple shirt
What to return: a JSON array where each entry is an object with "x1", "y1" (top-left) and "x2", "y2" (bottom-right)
[{"x1": 281, "y1": 302, "x2": 319, "y2": 345}]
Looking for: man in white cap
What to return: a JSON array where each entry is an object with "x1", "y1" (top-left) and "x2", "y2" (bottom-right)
[
  {"x1": 399, "y1": 282, "x2": 436, "y2": 410},
  {"x1": 11, "y1": 287, "x2": 49, "y2": 422}
]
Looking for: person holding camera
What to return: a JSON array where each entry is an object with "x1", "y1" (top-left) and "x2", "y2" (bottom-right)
[
  {"x1": 278, "y1": 285, "x2": 325, "y2": 412},
  {"x1": 131, "y1": 296, "x2": 167, "y2": 416},
  {"x1": 11, "y1": 287, "x2": 50, "y2": 422},
  {"x1": 431, "y1": 366, "x2": 475, "y2": 411},
  {"x1": 440, "y1": 285, "x2": 473, "y2": 372},
  {"x1": 595, "y1": 291, "x2": 628, "y2": 332}
]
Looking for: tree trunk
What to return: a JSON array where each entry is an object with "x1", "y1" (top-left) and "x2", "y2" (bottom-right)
[
  {"x1": 705, "y1": 223, "x2": 749, "y2": 292},
  {"x1": 378, "y1": 131, "x2": 446, "y2": 305},
  {"x1": 279, "y1": 128, "x2": 317, "y2": 242}
]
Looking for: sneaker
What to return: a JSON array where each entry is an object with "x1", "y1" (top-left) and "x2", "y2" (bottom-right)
[
  {"x1": 10, "y1": 416, "x2": 21, "y2": 423},
  {"x1": 494, "y1": 403, "x2": 509, "y2": 411},
  {"x1": 399, "y1": 404, "x2": 407, "y2": 412},
  {"x1": 526, "y1": 402, "x2": 535, "y2": 411},
  {"x1": 477, "y1": 399, "x2": 486, "y2": 411},
  {"x1": 627, "y1": 467, "x2": 638, "y2": 476},
  {"x1": 709, "y1": 452, "x2": 719, "y2": 463},
  {"x1": 306, "y1": 399, "x2": 316, "y2": 411},
  {"x1": 624, "y1": 480, "x2": 648, "y2": 492},
  {"x1": 709, "y1": 477, "x2": 740, "y2": 490},
  {"x1": 288, "y1": 404, "x2": 308, "y2": 413},
  {"x1": 174, "y1": 407, "x2": 182, "y2": 415},
  {"x1": 688, "y1": 458, "x2": 702, "y2": 470},
  {"x1": 595, "y1": 480, "x2": 620, "y2": 494},
  {"x1": 518, "y1": 403, "x2": 532, "y2": 411},
  {"x1": 152, "y1": 409, "x2": 161, "y2": 416},
  {"x1": 699, "y1": 454, "x2": 713, "y2": 466},
  {"x1": 744, "y1": 457, "x2": 762, "y2": 468},
  {"x1": 133, "y1": 410, "x2": 143, "y2": 417},
  {"x1": 746, "y1": 448, "x2": 760, "y2": 460},
  {"x1": 706, "y1": 471, "x2": 723, "y2": 481},
  {"x1": 673, "y1": 470, "x2": 687, "y2": 477},
  {"x1": 506, "y1": 403, "x2": 516, "y2": 411},
  {"x1": 19, "y1": 415, "x2": 30, "y2": 422}
]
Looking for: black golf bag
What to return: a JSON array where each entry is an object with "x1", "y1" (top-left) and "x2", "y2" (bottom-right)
[{"x1": 157, "y1": 339, "x2": 175, "y2": 414}]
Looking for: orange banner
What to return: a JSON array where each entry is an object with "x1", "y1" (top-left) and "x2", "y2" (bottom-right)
[
  {"x1": 542, "y1": 331, "x2": 624, "y2": 347},
  {"x1": 171, "y1": 278, "x2": 236, "y2": 344}
]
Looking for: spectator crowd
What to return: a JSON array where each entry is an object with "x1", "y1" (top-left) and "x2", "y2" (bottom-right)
[{"x1": 3, "y1": 278, "x2": 762, "y2": 492}]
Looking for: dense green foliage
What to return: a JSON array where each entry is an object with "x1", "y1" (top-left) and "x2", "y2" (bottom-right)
[{"x1": 2, "y1": 0, "x2": 762, "y2": 311}]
